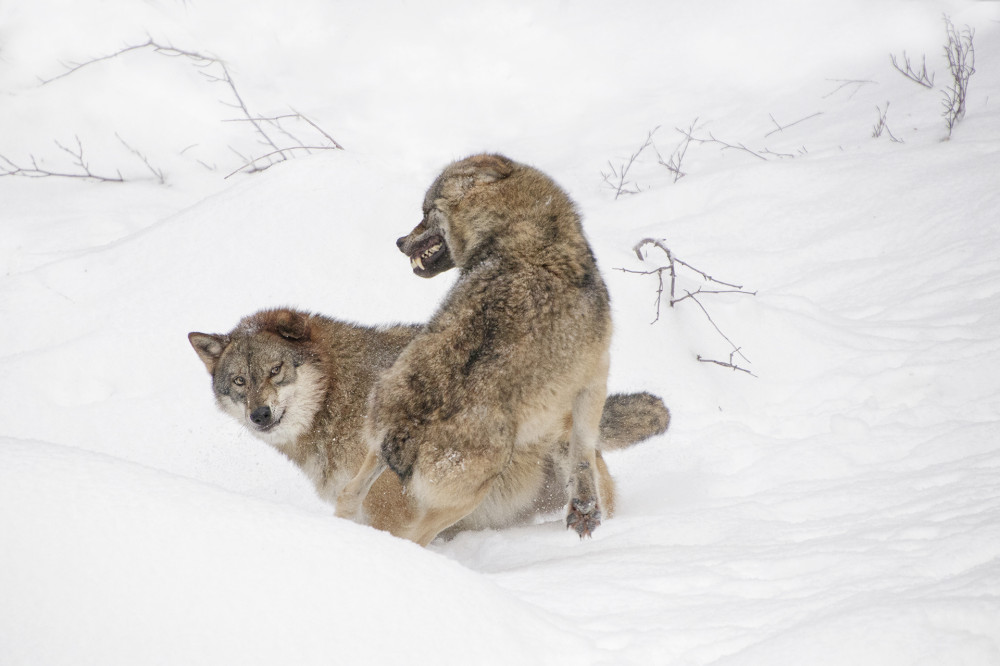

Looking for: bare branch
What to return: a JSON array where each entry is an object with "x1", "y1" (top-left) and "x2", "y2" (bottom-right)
[
  {"x1": 38, "y1": 39, "x2": 157, "y2": 85},
  {"x1": 941, "y1": 15, "x2": 976, "y2": 139},
  {"x1": 822, "y1": 78, "x2": 877, "y2": 100},
  {"x1": 601, "y1": 127, "x2": 658, "y2": 199},
  {"x1": 116, "y1": 133, "x2": 166, "y2": 184},
  {"x1": 697, "y1": 355, "x2": 757, "y2": 377},
  {"x1": 872, "y1": 102, "x2": 904, "y2": 143},
  {"x1": 764, "y1": 112, "x2": 823, "y2": 138},
  {"x1": 889, "y1": 51, "x2": 935, "y2": 88},
  {"x1": 36, "y1": 38, "x2": 345, "y2": 179},
  {"x1": 651, "y1": 118, "x2": 698, "y2": 183},
  {"x1": 1, "y1": 136, "x2": 124, "y2": 182},
  {"x1": 675, "y1": 126, "x2": 768, "y2": 161},
  {"x1": 223, "y1": 145, "x2": 342, "y2": 179},
  {"x1": 623, "y1": 238, "x2": 756, "y2": 376}
]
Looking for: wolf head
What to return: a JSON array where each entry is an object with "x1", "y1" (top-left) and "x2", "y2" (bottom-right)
[
  {"x1": 189, "y1": 309, "x2": 326, "y2": 448},
  {"x1": 395, "y1": 153, "x2": 515, "y2": 277}
]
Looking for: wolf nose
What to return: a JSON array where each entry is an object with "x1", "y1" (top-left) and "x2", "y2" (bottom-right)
[
  {"x1": 250, "y1": 406, "x2": 272, "y2": 426},
  {"x1": 395, "y1": 236, "x2": 407, "y2": 251}
]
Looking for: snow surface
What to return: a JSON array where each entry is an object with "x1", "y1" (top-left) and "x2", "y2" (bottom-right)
[{"x1": 2, "y1": 1, "x2": 1000, "y2": 664}]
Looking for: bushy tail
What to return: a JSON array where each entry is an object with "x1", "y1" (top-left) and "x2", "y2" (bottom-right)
[{"x1": 599, "y1": 391, "x2": 670, "y2": 450}]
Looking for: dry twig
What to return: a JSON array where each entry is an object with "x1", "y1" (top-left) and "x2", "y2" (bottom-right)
[
  {"x1": 941, "y1": 15, "x2": 975, "y2": 139},
  {"x1": 0, "y1": 136, "x2": 123, "y2": 182},
  {"x1": 890, "y1": 51, "x2": 935, "y2": 88},
  {"x1": 675, "y1": 126, "x2": 769, "y2": 162},
  {"x1": 822, "y1": 78, "x2": 877, "y2": 100},
  {"x1": 765, "y1": 112, "x2": 823, "y2": 138},
  {"x1": 620, "y1": 238, "x2": 757, "y2": 376},
  {"x1": 872, "y1": 102, "x2": 904, "y2": 143},
  {"x1": 601, "y1": 127, "x2": 658, "y2": 198},
  {"x1": 35, "y1": 38, "x2": 344, "y2": 179},
  {"x1": 655, "y1": 119, "x2": 698, "y2": 183}
]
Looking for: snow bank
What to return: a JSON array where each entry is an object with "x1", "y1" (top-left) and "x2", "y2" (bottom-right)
[{"x1": 2, "y1": 0, "x2": 999, "y2": 663}]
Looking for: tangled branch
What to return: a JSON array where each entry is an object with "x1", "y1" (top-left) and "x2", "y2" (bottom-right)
[
  {"x1": 33, "y1": 38, "x2": 344, "y2": 180},
  {"x1": 941, "y1": 15, "x2": 975, "y2": 139},
  {"x1": 655, "y1": 119, "x2": 698, "y2": 183},
  {"x1": 619, "y1": 238, "x2": 757, "y2": 376}
]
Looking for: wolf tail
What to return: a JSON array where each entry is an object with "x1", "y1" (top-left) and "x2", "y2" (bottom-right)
[{"x1": 598, "y1": 391, "x2": 670, "y2": 450}]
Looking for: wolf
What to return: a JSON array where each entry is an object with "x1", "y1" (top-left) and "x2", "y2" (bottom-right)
[
  {"x1": 190, "y1": 308, "x2": 669, "y2": 539},
  {"x1": 335, "y1": 153, "x2": 619, "y2": 545}
]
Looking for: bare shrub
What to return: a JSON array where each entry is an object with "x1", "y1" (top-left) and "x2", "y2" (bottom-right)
[
  {"x1": 889, "y1": 52, "x2": 935, "y2": 88},
  {"x1": 619, "y1": 238, "x2": 757, "y2": 376},
  {"x1": 601, "y1": 127, "x2": 658, "y2": 199},
  {"x1": 941, "y1": 15, "x2": 975, "y2": 139}
]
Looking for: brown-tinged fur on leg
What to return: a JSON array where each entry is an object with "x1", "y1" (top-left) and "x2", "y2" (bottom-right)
[
  {"x1": 191, "y1": 307, "x2": 667, "y2": 541},
  {"x1": 349, "y1": 153, "x2": 615, "y2": 544}
]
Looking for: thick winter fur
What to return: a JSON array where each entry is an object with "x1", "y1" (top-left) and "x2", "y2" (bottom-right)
[
  {"x1": 336, "y1": 153, "x2": 618, "y2": 545},
  {"x1": 190, "y1": 308, "x2": 669, "y2": 539}
]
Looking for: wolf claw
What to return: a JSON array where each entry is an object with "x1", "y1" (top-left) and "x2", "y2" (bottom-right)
[{"x1": 566, "y1": 498, "x2": 601, "y2": 538}]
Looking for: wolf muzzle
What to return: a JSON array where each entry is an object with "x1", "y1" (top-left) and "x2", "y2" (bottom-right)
[{"x1": 250, "y1": 406, "x2": 274, "y2": 428}]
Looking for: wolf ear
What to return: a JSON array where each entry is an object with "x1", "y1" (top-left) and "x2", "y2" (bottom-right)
[
  {"x1": 189, "y1": 332, "x2": 228, "y2": 374},
  {"x1": 271, "y1": 309, "x2": 311, "y2": 341},
  {"x1": 457, "y1": 153, "x2": 514, "y2": 185}
]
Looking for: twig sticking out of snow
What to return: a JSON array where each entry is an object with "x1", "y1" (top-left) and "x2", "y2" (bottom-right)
[
  {"x1": 601, "y1": 127, "x2": 658, "y2": 199},
  {"x1": 941, "y1": 15, "x2": 975, "y2": 139},
  {"x1": 872, "y1": 102, "x2": 904, "y2": 143},
  {"x1": 655, "y1": 119, "x2": 699, "y2": 183},
  {"x1": 765, "y1": 112, "x2": 823, "y2": 138},
  {"x1": 822, "y1": 78, "x2": 877, "y2": 100},
  {"x1": 116, "y1": 133, "x2": 166, "y2": 184},
  {"x1": 889, "y1": 52, "x2": 935, "y2": 89},
  {"x1": 619, "y1": 238, "x2": 757, "y2": 377}
]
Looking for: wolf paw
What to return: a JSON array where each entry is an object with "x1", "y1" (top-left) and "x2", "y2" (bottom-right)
[{"x1": 566, "y1": 498, "x2": 601, "y2": 538}]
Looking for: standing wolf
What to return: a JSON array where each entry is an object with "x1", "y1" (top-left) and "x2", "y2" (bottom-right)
[
  {"x1": 190, "y1": 308, "x2": 669, "y2": 538},
  {"x1": 336, "y1": 153, "x2": 617, "y2": 544}
]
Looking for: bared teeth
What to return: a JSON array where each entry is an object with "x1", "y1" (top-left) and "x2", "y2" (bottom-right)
[{"x1": 411, "y1": 243, "x2": 441, "y2": 270}]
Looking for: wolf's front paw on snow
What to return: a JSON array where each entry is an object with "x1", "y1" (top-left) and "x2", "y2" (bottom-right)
[{"x1": 566, "y1": 498, "x2": 601, "y2": 538}]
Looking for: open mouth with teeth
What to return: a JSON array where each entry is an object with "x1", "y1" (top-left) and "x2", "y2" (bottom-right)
[{"x1": 407, "y1": 234, "x2": 451, "y2": 277}]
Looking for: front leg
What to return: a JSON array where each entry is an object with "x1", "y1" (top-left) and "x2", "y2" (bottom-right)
[
  {"x1": 566, "y1": 375, "x2": 608, "y2": 538},
  {"x1": 335, "y1": 449, "x2": 388, "y2": 522}
]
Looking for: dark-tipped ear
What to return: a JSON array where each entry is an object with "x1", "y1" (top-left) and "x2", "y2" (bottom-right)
[
  {"x1": 457, "y1": 153, "x2": 515, "y2": 185},
  {"x1": 272, "y1": 309, "x2": 310, "y2": 341},
  {"x1": 189, "y1": 332, "x2": 228, "y2": 374}
]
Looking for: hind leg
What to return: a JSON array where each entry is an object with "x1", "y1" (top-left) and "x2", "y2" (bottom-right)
[
  {"x1": 595, "y1": 450, "x2": 616, "y2": 519},
  {"x1": 403, "y1": 484, "x2": 496, "y2": 546},
  {"x1": 400, "y1": 437, "x2": 511, "y2": 546},
  {"x1": 566, "y1": 368, "x2": 608, "y2": 537}
]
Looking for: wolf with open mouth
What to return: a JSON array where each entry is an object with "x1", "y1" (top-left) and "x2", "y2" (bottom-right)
[{"x1": 337, "y1": 153, "x2": 626, "y2": 545}]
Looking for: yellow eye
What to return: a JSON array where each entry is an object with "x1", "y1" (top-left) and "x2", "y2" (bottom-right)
[
  {"x1": 270, "y1": 364, "x2": 282, "y2": 376},
  {"x1": 233, "y1": 376, "x2": 246, "y2": 386}
]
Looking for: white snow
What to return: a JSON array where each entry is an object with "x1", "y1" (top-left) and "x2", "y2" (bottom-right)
[{"x1": 2, "y1": 1, "x2": 999, "y2": 664}]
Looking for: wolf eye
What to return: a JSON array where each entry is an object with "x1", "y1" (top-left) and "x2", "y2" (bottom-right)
[
  {"x1": 270, "y1": 363, "x2": 282, "y2": 376},
  {"x1": 233, "y1": 376, "x2": 246, "y2": 386}
]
